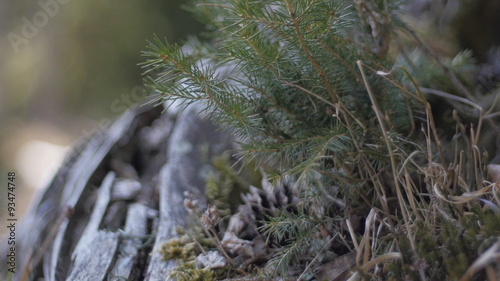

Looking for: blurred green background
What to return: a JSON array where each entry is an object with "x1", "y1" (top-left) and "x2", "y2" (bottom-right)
[{"x1": 0, "y1": 0, "x2": 203, "y2": 218}]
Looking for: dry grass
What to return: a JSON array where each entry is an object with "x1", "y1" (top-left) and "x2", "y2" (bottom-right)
[{"x1": 347, "y1": 61, "x2": 500, "y2": 280}]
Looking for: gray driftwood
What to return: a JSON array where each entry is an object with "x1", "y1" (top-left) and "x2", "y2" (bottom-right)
[{"x1": 0, "y1": 103, "x2": 235, "y2": 281}]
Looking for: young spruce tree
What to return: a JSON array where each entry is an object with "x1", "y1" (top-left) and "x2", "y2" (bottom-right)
[{"x1": 142, "y1": 0, "x2": 500, "y2": 280}]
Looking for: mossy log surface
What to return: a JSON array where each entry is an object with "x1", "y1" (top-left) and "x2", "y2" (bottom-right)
[{"x1": 0, "y1": 103, "x2": 235, "y2": 281}]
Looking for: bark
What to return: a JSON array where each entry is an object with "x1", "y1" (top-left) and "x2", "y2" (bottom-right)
[{"x1": 0, "y1": 103, "x2": 235, "y2": 281}]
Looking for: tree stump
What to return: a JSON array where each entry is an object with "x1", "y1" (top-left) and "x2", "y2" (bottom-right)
[{"x1": 1, "y1": 103, "x2": 236, "y2": 281}]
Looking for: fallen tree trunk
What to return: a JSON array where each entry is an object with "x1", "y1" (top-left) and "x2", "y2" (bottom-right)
[{"x1": 1, "y1": 103, "x2": 236, "y2": 281}]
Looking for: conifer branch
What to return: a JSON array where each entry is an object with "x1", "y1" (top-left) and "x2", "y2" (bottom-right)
[{"x1": 283, "y1": 0, "x2": 339, "y2": 103}]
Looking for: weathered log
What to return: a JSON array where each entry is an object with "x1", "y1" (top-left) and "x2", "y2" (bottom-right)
[{"x1": 0, "y1": 103, "x2": 235, "y2": 281}]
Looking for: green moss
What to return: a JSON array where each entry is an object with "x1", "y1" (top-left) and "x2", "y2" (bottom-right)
[
  {"x1": 167, "y1": 261, "x2": 216, "y2": 281},
  {"x1": 386, "y1": 201, "x2": 499, "y2": 280},
  {"x1": 444, "y1": 252, "x2": 468, "y2": 280},
  {"x1": 159, "y1": 235, "x2": 198, "y2": 261},
  {"x1": 414, "y1": 221, "x2": 439, "y2": 265},
  {"x1": 160, "y1": 231, "x2": 222, "y2": 280}
]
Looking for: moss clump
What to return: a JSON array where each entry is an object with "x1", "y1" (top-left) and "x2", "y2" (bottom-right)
[
  {"x1": 159, "y1": 235, "x2": 198, "y2": 261},
  {"x1": 160, "y1": 230, "x2": 222, "y2": 280},
  {"x1": 388, "y1": 203, "x2": 500, "y2": 280},
  {"x1": 168, "y1": 261, "x2": 216, "y2": 281},
  {"x1": 159, "y1": 227, "x2": 216, "y2": 261}
]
